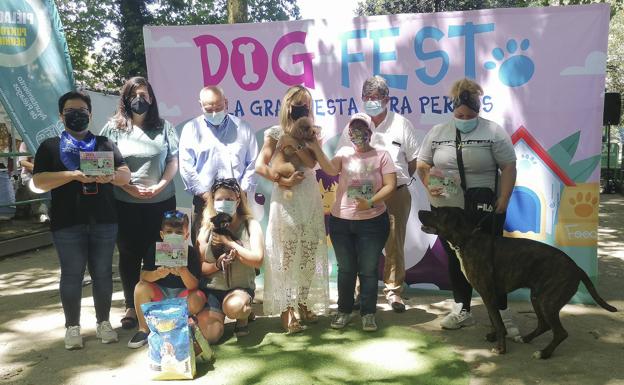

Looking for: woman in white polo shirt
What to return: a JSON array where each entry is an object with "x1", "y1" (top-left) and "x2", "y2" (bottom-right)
[{"x1": 416, "y1": 78, "x2": 519, "y2": 335}]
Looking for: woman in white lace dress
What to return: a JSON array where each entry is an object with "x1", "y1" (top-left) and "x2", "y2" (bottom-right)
[{"x1": 255, "y1": 85, "x2": 330, "y2": 333}]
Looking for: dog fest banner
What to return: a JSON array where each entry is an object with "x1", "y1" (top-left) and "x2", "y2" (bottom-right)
[
  {"x1": 145, "y1": 4, "x2": 609, "y2": 299},
  {"x1": 0, "y1": 0, "x2": 74, "y2": 152}
]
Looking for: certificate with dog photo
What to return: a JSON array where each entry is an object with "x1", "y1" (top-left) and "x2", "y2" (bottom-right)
[{"x1": 155, "y1": 242, "x2": 188, "y2": 267}]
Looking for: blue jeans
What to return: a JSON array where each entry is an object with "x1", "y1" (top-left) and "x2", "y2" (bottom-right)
[
  {"x1": 52, "y1": 223, "x2": 118, "y2": 327},
  {"x1": 329, "y1": 212, "x2": 390, "y2": 315}
]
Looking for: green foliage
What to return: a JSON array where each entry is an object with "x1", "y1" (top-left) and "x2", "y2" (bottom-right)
[
  {"x1": 548, "y1": 132, "x2": 602, "y2": 182},
  {"x1": 56, "y1": 0, "x2": 300, "y2": 92}
]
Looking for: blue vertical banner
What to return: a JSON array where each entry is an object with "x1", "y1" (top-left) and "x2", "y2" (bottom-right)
[{"x1": 0, "y1": 0, "x2": 74, "y2": 151}]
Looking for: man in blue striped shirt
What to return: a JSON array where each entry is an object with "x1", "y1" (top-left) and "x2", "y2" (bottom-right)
[{"x1": 179, "y1": 86, "x2": 258, "y2": 243}]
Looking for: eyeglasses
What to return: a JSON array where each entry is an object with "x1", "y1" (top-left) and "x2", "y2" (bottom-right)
[
  {"x1": 210, "y1": 178, "x2": 241, "y2": 194},
  {"x1": 163, "y1": 210, "x2": 186, "y2": 219}
]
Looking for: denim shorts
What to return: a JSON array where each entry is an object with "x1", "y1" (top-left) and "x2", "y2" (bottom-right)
[
  {"x1": 204, "y1": 288, "x2": 254, "y2": 314},
  {"x1": 148, "y1": 282, "x2": 207, "y2": 302}
]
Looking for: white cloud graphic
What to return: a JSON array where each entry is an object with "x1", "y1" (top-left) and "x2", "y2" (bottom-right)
[
  {"x1": 560, "y1": 51, "x2": 606, "y2": 76},
  {"x1": 159, "y1": 103, "x2": 182, "y2": 117},
  {"x1": 144, "y1": 29, "x2": 192, "y2": 48}
]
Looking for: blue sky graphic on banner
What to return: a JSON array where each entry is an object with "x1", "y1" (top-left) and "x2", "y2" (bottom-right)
[{"x1": 0, "y1": 0, "x2": 74, "y2": 152}]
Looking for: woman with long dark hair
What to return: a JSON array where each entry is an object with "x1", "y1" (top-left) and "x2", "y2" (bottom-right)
[{"x1": 101, "y1": 76, "x2": 179, "y2": 330}]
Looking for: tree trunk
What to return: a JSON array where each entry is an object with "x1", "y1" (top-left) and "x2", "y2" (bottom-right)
[{"x1": 228, "y1": 0, "x2": 248, "y2": 23}]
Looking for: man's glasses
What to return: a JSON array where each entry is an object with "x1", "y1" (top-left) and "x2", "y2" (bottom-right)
[
  {"x1": 211, "y1": 178, "x2": 241, "y2": 194},
  {"x1": 164, "y1": 210, "x2": 186, "y2": 219}
]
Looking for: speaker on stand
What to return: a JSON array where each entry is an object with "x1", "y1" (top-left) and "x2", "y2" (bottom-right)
[{"x1": 603, "y1": 92, "x2": 621, "y2": 194}]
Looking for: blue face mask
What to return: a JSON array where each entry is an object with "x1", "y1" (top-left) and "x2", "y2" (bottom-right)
[
  {"x1": 363, "y1": 100, "x2": 384, "y2": 117},
  {"x1": 214, "y1": 199, "x2": 237, "y2": 216},
  {"x1": 204, "y1": 110, "x2": 227, "y2": 126},
  {"x1": 454, "y1": 117, "x2": 479, "y2": 133}
]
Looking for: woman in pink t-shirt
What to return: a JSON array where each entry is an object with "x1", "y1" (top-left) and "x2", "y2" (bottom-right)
[{"x1": 309, "y1": 113, "x2": 397, "y2": 331}]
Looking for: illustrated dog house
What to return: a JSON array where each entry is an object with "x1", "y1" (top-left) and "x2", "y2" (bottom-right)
[
  {"x1": 505, "y1": 126, "x2": 599, "y2": 247},
  {"x1": 505, "y1": 126, "x2": 575, "y2": 241}
]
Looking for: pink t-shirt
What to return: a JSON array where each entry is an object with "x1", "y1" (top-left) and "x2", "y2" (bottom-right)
[{"x1": 331, "y1": 147, "x2": 396, "y2": 220}]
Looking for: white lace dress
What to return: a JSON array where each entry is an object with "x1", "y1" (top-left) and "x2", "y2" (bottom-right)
[{"x1": 262, "y1": 125, "x2": 329, "y2": 316}]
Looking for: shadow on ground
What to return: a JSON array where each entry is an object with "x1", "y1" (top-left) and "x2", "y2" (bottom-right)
[{"x1": 1, "y1": 195, "x2": 624, "y2": 385}]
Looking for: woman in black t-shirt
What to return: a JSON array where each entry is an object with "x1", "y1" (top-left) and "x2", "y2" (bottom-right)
[{"x1": 33, "y1": 91, "x2": 131, "y2": 350}]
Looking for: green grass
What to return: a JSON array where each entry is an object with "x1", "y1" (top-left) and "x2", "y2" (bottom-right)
[{"x1": 196, "y1": 316, "x2": 469, "y2": 385}]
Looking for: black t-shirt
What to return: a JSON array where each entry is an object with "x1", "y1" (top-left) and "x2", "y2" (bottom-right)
[
  {"x1": 142, "y1": 245, "x2": 201, "y2": 289},
  {"x1": 33, "y1": 135, "x2": 125, "y2": 231}
]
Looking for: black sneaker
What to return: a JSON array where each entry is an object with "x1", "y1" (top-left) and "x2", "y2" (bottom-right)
[{"x1": 127, "y1": 330, "x2": 149, "y2": 349}]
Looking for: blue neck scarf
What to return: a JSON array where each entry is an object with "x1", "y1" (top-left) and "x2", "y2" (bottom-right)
[{"x1": 60, "y1": 130, "x2": 96, "y2": 171}]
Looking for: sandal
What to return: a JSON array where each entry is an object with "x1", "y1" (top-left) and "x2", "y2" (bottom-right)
[
  {"x1": 282, "y1": 309, "x2": 305, "y2": 334},
  {"x1": 298, "y1": 305, "x2": 318, "y2": 324}
]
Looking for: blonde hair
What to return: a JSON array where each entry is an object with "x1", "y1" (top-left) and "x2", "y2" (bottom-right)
[
  {"x1": 450, "y1": 78, "x2": 483, "y2": 100},
  {"x1": 279, "y1": 85, "x2": 313, "y2": 133}
]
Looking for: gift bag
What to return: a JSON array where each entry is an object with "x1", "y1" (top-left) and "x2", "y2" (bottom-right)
[{"x1": 141, "y1": 297, "x2": 196, "y2": 380}]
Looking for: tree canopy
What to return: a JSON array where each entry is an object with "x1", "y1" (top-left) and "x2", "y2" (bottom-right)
[{"x1": 56, "y1": 0, "x2": 299, "y2": 91}]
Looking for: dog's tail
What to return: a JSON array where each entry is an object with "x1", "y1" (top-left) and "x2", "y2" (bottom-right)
[{"x1": 580, "y1": 270, "x2": 617, "y2": 312}]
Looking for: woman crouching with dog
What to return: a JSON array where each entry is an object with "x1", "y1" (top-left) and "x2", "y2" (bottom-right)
[
  {"x1": 416, "y1": 78, "x2": 519, "y2": 336},
  {"x1": 195, "y1": 178, "x2": 264, "y2": 342}
]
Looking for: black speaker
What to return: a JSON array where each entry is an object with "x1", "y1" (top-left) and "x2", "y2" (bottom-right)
[{"x1": 603, "y1": 92, "x2": 621, "y2": 126}]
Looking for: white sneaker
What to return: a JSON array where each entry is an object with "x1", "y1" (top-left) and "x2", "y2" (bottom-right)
[
  {"x1": 440, "y1": 303, "x2": 475, "y2": 330},
  {"x1": 330, "y1": 312, "x2": 353, "y2": 329},
  {"x1": 39, "y1": 214, "x2": 50, "y2": 223},
  {"x1": 500, "y1": 308, "x2": 520, "y2": 338},
  {"x1": 96, "y1": 321, "x2": 118, "y2": 344},
  {"x1": 361, "y1": 314, "x2": 377, "y2": 332},
  {"x1": 65, "y1": 326, "x2": 83, "y2": 350}
]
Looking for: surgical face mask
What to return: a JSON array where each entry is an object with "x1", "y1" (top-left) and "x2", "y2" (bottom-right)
[
  {"x1": 214, "y1": 199, "x2": 237, "y2": 216},
  {"x1": 363, "y1": 100, "x2": 384, "y2": 117},
  {"x1": 130, "y1": 96, "x2": 150, "y2": 115},
  {"x1": 162, "y1": 233, "x2": 184, "y2": 244},
  {"x1": 349, "y1": 129, "x2": 370, "y2": 147},
  {"x1": 204, "y1": 110, "x2": 227, "y2": 126},
  {"x1": 454, "y1": 117, "x2": 479, "y2": 134},
  {"x1": 64, "y1": 109, "x2": 90, "y2": 132},
  {"x1": 289, "y1": 104, "x2": 309, "y2": 121}
]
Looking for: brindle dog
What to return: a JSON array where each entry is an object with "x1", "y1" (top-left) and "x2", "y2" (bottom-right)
[{"x1": 418, "y1": 207, "x2": 617, "y2": 359}]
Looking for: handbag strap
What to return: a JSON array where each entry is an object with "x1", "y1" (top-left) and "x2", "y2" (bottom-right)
[
  {"x1": 455, "y1": 128, "x2": 499, "y2": 195},
  {"x1": 455, "y1": 129, "x2": 468, "y2": 193}
]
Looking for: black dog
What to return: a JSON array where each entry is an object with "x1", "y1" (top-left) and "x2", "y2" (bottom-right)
[
  {"x1": 210, "y1": 212, "x2": 238, "y2": 257},
  {"x1": 418, "y1": 207, "x2": 617, "y2": 359}
]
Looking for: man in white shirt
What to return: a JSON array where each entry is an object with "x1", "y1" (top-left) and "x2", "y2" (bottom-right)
[
  {"x1": 179, "y1": 86, "x2": 258, "y2": 243},
  {"x1": 337, "y1": 76, "x2": 420, "y2": 312}
]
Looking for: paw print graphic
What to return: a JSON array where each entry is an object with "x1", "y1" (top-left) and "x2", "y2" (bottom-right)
[
  {"x1": 568, "y1": 191, "x2": 598, "y2": 218},
  {"x1": 519, "y1": 153, "x2": 537, "y2": 171},
  {"x1": 484, "y1": 39, "x2": 535, "y2": 87}
]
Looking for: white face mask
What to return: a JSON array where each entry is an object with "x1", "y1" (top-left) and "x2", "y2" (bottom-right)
[
  {"x1": 162, "y1": 233, "x2": 184, "y2": 244},
  {"x1": 204, "y1": 110, "x2": 227, "y2": 126},
  {"x1": 214, "y1": 200, "x2": 237, "y2": 216},
  {"x1": 363, "y1": 100, "x2": 384, "y2": 117}
]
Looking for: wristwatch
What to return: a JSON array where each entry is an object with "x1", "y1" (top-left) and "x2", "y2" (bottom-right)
[{"x1": 295, "y1": 143, "x2": 305, "y2": 152}]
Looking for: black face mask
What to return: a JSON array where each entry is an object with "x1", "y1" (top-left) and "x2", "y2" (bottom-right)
[
  {"x1": 130, "y1": 96, "x2": 150, "y2": 115},
  {"x1": 290, "y1": 104, "x2": 309, "y2": 121},
  {"x1": 64, "y1": 110, "x2": 90, "y2": 132}
]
